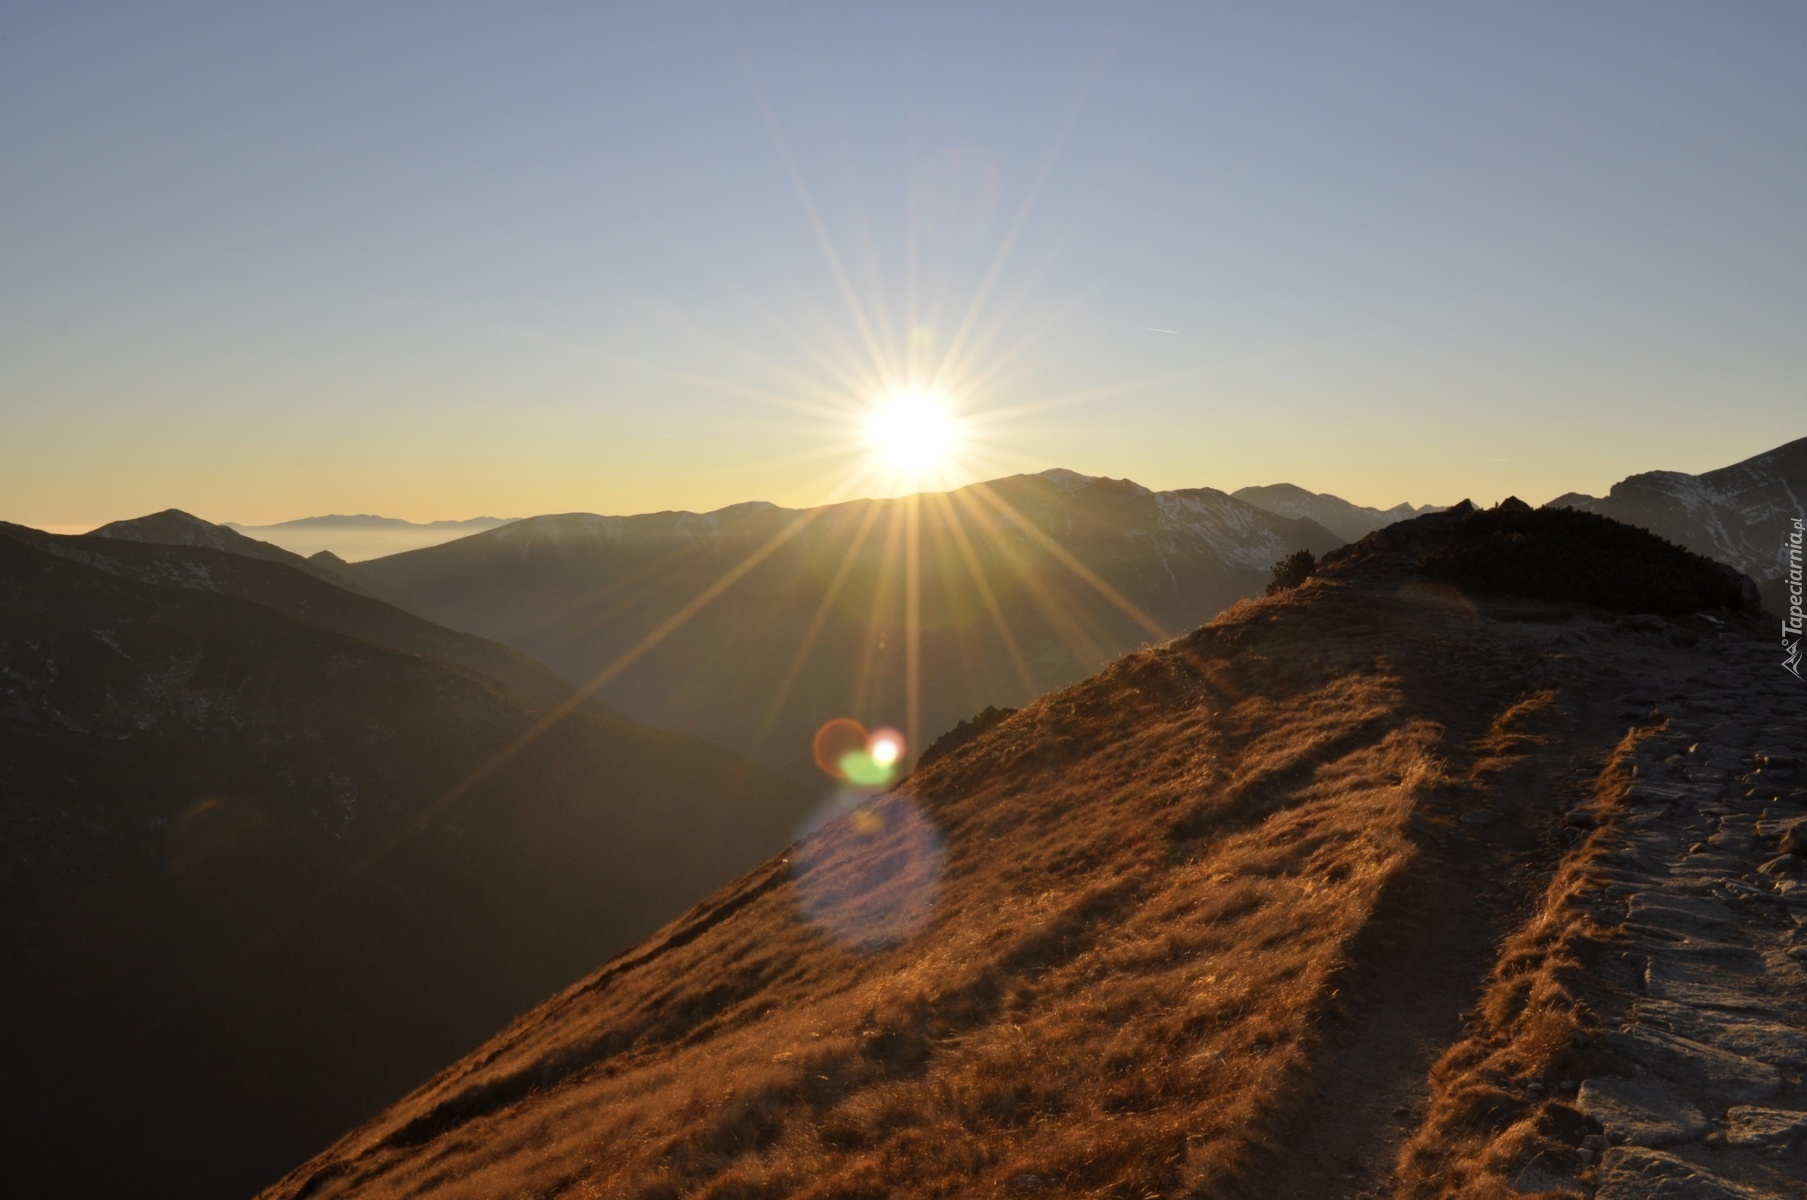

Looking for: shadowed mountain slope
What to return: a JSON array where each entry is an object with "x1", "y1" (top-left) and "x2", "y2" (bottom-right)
[
  {"x1": 1232, "y1": 482, "x2": 1441, "y2": 542},
  {"x1": 264, "y1": 507, "x2": 1794, "y2": 1200},
  {"x1": 1550, "y1": 435, "x2": 1807, "y2": 613},
  {"x1": 0, "y1": 526, "x2": 812, "y2": 1200},
  {"x1": 353, "y1": 470, "x2": 1343, "y2": 781},
  {"x1": 4, "y1": 521, "x2": 575, "y2": 716}
]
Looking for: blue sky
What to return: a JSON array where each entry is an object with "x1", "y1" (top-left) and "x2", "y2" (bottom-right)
[{"x1": 3, "y1": 2, "x2": 1803, "y2": 527}]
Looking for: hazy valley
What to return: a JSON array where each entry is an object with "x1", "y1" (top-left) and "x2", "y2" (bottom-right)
[{"x1": 224, "y1": 516, "x2": 520, "y2": 563}]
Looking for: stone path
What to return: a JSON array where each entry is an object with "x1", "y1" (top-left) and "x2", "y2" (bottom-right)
[{"x1": 1536, "y1": 635, "x2": 1806, "y2": 1197}]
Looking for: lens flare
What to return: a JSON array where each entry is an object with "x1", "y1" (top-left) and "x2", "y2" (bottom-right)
[
  {"x1": 869, "y1": 728, "x2": 903, "y2": 768},
  {"x1": 812, "y1": 718, "x2": 870, "y2": 778},
  {"x1": 839, "y1": 750, "x2": 892, "y2": 787},
  {"x1": 812, "y1": 718, "x2": 907, "y2": 787},
  {"x1": 792, "y1": 788, "x2": 944, "y2": 951}
]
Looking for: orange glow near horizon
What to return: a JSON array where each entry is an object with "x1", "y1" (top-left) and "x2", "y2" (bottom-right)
[{"x1": 195, "y1": 47, "x2": 1200, "y2": 976}]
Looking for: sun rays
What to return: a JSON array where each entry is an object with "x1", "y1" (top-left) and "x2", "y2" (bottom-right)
[
  {"x1": 477, "y1": 8, "x2": 1164, "y2": 779},
  {"x1": 209, "y1": 15, "x2": 1168, "y2": 979}
]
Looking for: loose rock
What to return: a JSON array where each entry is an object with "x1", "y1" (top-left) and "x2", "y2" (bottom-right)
[
  {"x1": 1596, "y1": 1147, "x2": 1763, "y2": 1199},
  {"x1": 1602, "y1": 1027, "x2": 1784, "y2": 1105},
  {"x1": 1576, "y1": 1074, "x2": 1709, "y2": 1146},
  {"x1": 1724, "y1": 1106, "x2": 1807, "y2": 1152},
  {"x1": 1635, "y1": 1001, "x2": 1807, "y2": 1068}
]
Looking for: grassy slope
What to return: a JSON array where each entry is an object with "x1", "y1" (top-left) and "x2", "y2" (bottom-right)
[{"x1": 262, "y1": 518, "x2": 1725, "y2": 1199}]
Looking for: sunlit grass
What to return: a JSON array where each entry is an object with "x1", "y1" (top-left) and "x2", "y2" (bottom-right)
[{"x1": 264, "y1": 593, "x2": 1495, "y2": 1200}]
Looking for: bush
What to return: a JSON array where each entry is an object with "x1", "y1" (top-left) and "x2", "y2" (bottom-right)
[
  {"x1": 1418, "y1": 498, "x2": 1747, "y2": 614},
  {"x1": 1265, "y1": 549, "x2": 1316, "y2": 596},
  {"x1": 918, "y1": 705, "x2": 1018, "y2": 769}
]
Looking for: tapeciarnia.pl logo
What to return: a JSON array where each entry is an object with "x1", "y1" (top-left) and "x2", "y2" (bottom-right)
[{"x1": 1784, "y1": 517, "x2": 1804, "y2": 679}]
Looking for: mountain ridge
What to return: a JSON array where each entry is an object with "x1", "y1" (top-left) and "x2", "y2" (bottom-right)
[
  {"x1": 349, "y1": 470, "x2": 1346, "y2": 781},
  {"x1": 222, "y1": 514, "x2": 520, "y2": 561},
  {"x1": 1231, "y1": 482, "x2": 1443, "y2": 542},
  {"x1": 4, "y1": 520, "x2": 575, "y2": 716},
  {"x1": 230, "y1": 514, "x2": 516, "y2": 530},
  {"x1": 256, "y1": 504, "x2": 1798, "y2": 1200},
  {"x1": 90, "y1": 507, "x2": 395, "y2": 600},
  {"x1": 1549, "y1": 435, "x2": 1807, "y2": 611}
]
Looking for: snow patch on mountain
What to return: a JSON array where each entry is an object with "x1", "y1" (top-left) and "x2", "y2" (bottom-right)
[
  {"x1": 1550, "y1": 436, "x2": 1807, "y2": 584},
  {"x1": 1150, "y1": 488, "x2": 1304, "y2": 572}
]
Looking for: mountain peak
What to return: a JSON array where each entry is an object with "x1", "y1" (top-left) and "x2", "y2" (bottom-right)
[
  {"x1": 90, "y1": 508, "x2": 282, "y2": 556},
  {"x1": 706, "y1": 499, "x2": 778, "y2": 519},
  {"x1": 1543, "y1": 434, "x2": 1807, "y2": 595},
  {"x1": 1032, "y1": 466, "x2": 1097, "y2": 491},
  {"x1": 1033, "y1": 466, "x2": 1152, "y2": 495},
  {"x1": 86, "y1": 508, "x2": 388, "y2": 599},
  {"x1": 1712, "y1": 432, "x2": 1807, "y2": 477}
]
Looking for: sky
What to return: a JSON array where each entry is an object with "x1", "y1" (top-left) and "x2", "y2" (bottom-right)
[{"x1": 3, "y1": 2, "x2": 1804, "y2": 530}]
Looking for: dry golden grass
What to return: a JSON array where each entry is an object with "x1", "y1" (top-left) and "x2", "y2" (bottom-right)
[
  {"x1": 1393, "y1": 726, "x2": 1654, "y2": 1200},
  {"x1": 262, "y1": 547, "x2": 1656, "y2": 1200}
]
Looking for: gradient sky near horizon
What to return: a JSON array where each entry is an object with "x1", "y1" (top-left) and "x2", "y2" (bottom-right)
[{"x1": 4, "y1": 2, "x2": 1804, "y2": 530}]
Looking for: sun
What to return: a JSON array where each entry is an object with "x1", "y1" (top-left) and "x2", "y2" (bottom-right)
[{"x1": 864, "y1": 391, "x2": 961, "y2": 478}]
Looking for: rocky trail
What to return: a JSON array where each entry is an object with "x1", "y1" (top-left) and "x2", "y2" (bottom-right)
[
  {"x1": 1556, "y1": 638, "x2": 1807, "y2": 1198},
  {"x1": 1416, "y1": 622, "x2": 1807, "y2": 1198}
]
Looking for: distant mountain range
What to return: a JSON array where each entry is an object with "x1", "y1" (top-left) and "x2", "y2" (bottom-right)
[
  {"x1": 66, "y1": 438, "x2": 1805, "y2": 793},
  {"x1": 349, "y1": 469, "x2": 1347, "y2": 781},
  {"x1": 224, "y1": 514, "x2": 517, "y2": 561},
  {"x1": 1231, "y1": 483, "x2": 1443, "y2": 542},
  {"x1": 1550, "y1": 436, "x2": 1806, "y2": 618},
  {"x1": 0, "y1": 523, "x2": 808, "y2": 1199}
]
